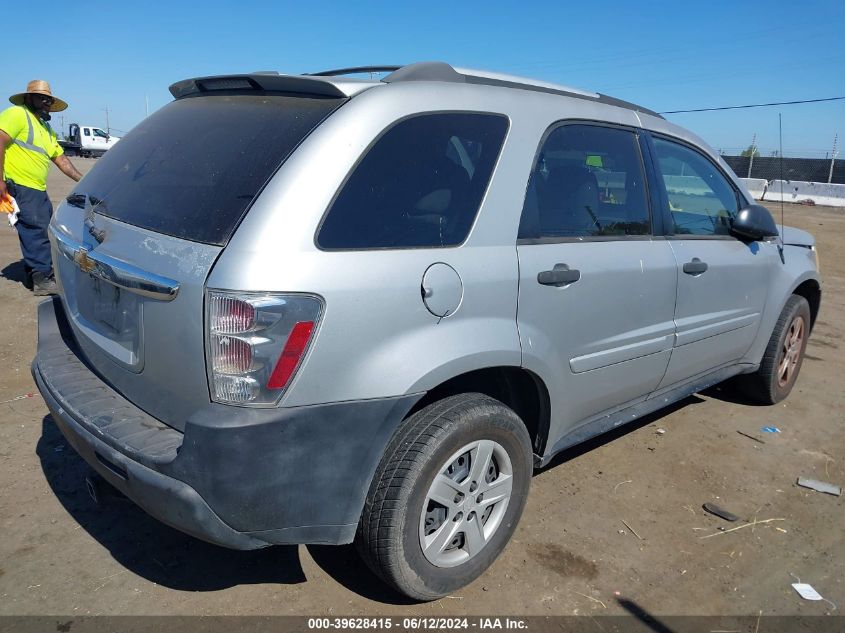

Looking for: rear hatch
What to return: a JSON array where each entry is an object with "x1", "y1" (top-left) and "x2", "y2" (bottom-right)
[{"x1": 50, "y1": 83, "x2": 345, "y2": 430}]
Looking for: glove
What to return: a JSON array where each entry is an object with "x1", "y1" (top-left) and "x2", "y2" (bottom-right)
[{"x1": 0, "y1": 193, "x2": 20, "y2": 226}]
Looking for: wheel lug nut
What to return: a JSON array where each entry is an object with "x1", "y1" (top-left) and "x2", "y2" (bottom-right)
[
  {"x1": 477, "y1": 494, "x2": 483, "y2": 503},
  {"x1": 468, "y1": 512, "x2": 475, "y2": 520},
  {"x1": 454, "y1": 493, "x2": 463, "y2": 503},
  {"x1": 469, "y1": 481, "x2": 478, "y2": 493},
  {"x1": 454, "y1": 512, "x2": 463, "y2": 522}
]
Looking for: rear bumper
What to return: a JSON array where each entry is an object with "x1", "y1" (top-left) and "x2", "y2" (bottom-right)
[{"x1": 33, "y1": 297, "x2": 419, "y2": 549}]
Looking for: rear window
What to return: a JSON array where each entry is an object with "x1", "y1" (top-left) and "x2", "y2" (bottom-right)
[
  {"x1": 317, "y1": 112, "x2": 509, "y2": 250},
  {"x1": 70, "y1": 94, "x2": 343, "y2": 245}
]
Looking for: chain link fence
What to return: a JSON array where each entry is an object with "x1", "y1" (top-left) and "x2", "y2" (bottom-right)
[{"x1": 722, "y1": 156, "x2": 845, "y2": 184}]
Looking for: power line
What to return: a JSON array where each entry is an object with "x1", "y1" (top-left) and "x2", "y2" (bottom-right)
[{"x1": 661, "y1": 96, "x2": 845, "y2": 114}]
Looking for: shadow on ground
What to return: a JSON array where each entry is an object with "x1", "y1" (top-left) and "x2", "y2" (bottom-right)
[
  {"x1": 617, "y1": 598, "x2": 677, "y2": 633},
  {"x1": 701, "y1": 379, "x2": 770, "y2": 407},
  {"x1": 37, "y1": 416, "x2": 306, "y2": 592},
  {"x1": 307, "y1": 545, "x2": 419, "y2": 605},
  {"x1": 37, "y1": 415, "x2": 418, "y2": 602},
  {"x1": 539, "y1": 395, "x2": 706, "y2": 472},
  {"x1": 1, "y1": 259, "x2": 29, "y2": 288}
]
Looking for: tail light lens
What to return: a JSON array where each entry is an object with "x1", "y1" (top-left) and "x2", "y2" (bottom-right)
[
  {"x1": 210, "y1": 335, "x2": 253, "y2": 374},
  {"x1": 206, "y1": 290, "x2": 323, "y2": 405},
  {"x1": 209, "y1": 295, "x2": 256, "y2": 334}
]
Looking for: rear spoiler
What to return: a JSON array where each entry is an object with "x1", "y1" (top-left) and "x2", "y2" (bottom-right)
[{"x1": 169, "y1": 73, "x2": 352, "y2": 99}]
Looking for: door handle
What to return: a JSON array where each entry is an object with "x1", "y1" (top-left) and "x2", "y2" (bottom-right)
[
  {"x1": 682, "y1": 258, "x2": 708, "y2": 275},
  {"x1": 538, "y1": 263, "x2": 581, "y2": 286}
]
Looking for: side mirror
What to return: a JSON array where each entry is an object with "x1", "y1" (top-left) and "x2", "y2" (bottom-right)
[{"x1": 730, "y1": 204, "x2": 779, "y2": 241}]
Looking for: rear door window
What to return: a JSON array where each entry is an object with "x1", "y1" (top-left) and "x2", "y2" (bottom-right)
[
  {"x1": 71, "y1": 95, "x2": 343, "y2": 245},
  {"x1": 317, "y1": 113, "x2": 509, "y2": 249},
  {"x1": 519, "y1": 124, "x2": 651, "y2": 239}
]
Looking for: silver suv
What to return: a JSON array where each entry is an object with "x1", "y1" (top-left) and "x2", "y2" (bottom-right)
[{"x1": 34, "y1": 62, "x2": 821, "y2": 600}]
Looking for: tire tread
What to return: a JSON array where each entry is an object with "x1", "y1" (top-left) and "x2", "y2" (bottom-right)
[
  {"x1": 357, "y1": 393, "x2": 529, "y2": 600},
  {"x1": 741, "y1": 294, "x2": 810, "y2": 404}
]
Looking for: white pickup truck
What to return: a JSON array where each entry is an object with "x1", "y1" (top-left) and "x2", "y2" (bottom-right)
[{"x1": 58, "y1": 123, "x2": 120, "y2": 157}]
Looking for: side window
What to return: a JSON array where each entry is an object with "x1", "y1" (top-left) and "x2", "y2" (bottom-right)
[
  {"x1": 652, "y1": 137, "x2": 739, "y2": 236},
  {"x1": 83, "y1": 128, "x2": 90, "y2": 136},
  {"x1": 519, "y1": 124, "x2": 650, "y2": 239},
  {"x1": 318, "y1": 113, "x2": 509, "y2": 249}
]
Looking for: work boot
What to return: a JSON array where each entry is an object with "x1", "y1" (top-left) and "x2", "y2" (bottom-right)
[
  {"x1": 24, "y1": 264, "x2": 34, "y2": 290},
  {"x1": 32, "y1": 271, "x2": 58, "y2": 296}
]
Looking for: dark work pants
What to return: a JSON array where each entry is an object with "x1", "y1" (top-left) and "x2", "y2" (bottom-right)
[{"x1": 7, "y1": 180, "x2": 54, "y2": 278}]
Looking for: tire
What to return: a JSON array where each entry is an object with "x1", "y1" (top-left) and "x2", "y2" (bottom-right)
[
  {"x1": 741, "y1": 295, "x2": 811, "y2": 404},
  {"x1": 356, "y1": 393, "x2": 533, "y2": 601}
]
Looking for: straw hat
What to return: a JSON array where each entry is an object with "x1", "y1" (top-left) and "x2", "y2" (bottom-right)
[{"x1": 9, "y1": 80, "x2": 68, "y2": 112}]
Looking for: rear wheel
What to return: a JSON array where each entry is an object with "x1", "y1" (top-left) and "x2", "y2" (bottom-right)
[
  {"x1": 356, "y1": 393, "x2": 532, "y2": 601},
  {"x1": 741, "y1": 295, "x2": 811, "y2": 404}
]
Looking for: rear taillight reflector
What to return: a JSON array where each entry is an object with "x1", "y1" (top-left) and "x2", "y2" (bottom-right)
[{"x1": 267, "y1": 321, "x2": 315, "y2": 390}]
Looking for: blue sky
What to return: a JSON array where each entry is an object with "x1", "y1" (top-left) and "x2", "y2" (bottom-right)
[{"x1": 7, "y1": 0, "x2": 844, "y2": 157}]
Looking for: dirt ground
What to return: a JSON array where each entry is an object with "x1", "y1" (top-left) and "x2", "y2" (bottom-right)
[{"x1": 0, "y1": 159, "x2": 842, "y2": 617}]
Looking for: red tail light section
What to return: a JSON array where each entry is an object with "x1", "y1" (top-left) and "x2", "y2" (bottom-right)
[{"x1": 267, "y1": 321, "x2": 316, "y2": 390}]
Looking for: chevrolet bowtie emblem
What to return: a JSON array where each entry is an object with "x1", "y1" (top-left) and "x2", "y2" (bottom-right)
[{"x1": 74, "y1": 247, "x2": 97, "y2": 274}]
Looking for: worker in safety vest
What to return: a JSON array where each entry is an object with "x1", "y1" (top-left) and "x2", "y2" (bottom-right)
[{"x1": 0, "y1": 80, "x2": 82, "y2": 295}]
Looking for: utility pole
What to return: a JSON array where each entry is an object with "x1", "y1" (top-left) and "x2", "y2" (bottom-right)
[
  {"x1": 58, "y1": 115, "x2": 65, "y2": 139},
  {"x1": 747, "y1": 133, "x2": 757, "y2": 178},
  {"x1": 145, "y1": 94, "x2": 149, "y2": 118},
  {"x1": 829, "y1": 133, "x2": 838, "y2": 184},
  {"x1": 103, "y1": 105, "x2": 111, "y2": 135}
]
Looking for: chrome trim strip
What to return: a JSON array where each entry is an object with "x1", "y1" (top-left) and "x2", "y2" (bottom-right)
[{"x1": 51, "y1": 227, "x2": 180, "y2": 301}]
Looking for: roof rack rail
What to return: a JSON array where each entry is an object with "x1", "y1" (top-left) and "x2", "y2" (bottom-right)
[
  {"x1": 383, "y1": 62, "x2": 466, "y2": 84},
  {"x1": 252, "y1": 62, "x2": 661, "y2": 118},
  {"x1": 307, "y1": 66, "x2": 401, "y2": 77},
  {"x1": 454, "y1": 66, "x2": 598, "y2": 98},
  {"x1": 379, "y1": 61, "x2": 663, "y2": 119}
]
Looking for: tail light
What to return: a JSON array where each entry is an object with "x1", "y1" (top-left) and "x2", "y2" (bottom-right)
[{"x1": 205, "y1": 290, "x2": 323, "y2": 405}]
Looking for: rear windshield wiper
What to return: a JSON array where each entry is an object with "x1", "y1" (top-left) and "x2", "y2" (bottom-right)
[
  {"x1": 66, "y1": 193, "x2": 107, "y2": 212},
  {"x1": 66, "y1": 193, "x2": 86, "y2": 208}
]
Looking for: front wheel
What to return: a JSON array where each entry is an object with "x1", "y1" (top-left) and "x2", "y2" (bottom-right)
[
  {"x1": 741, "y1": 295, "x2": 811, "y2": 404},
  {"x1": 356, "y1": 393, "x2": 533, "y2": 601}
]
